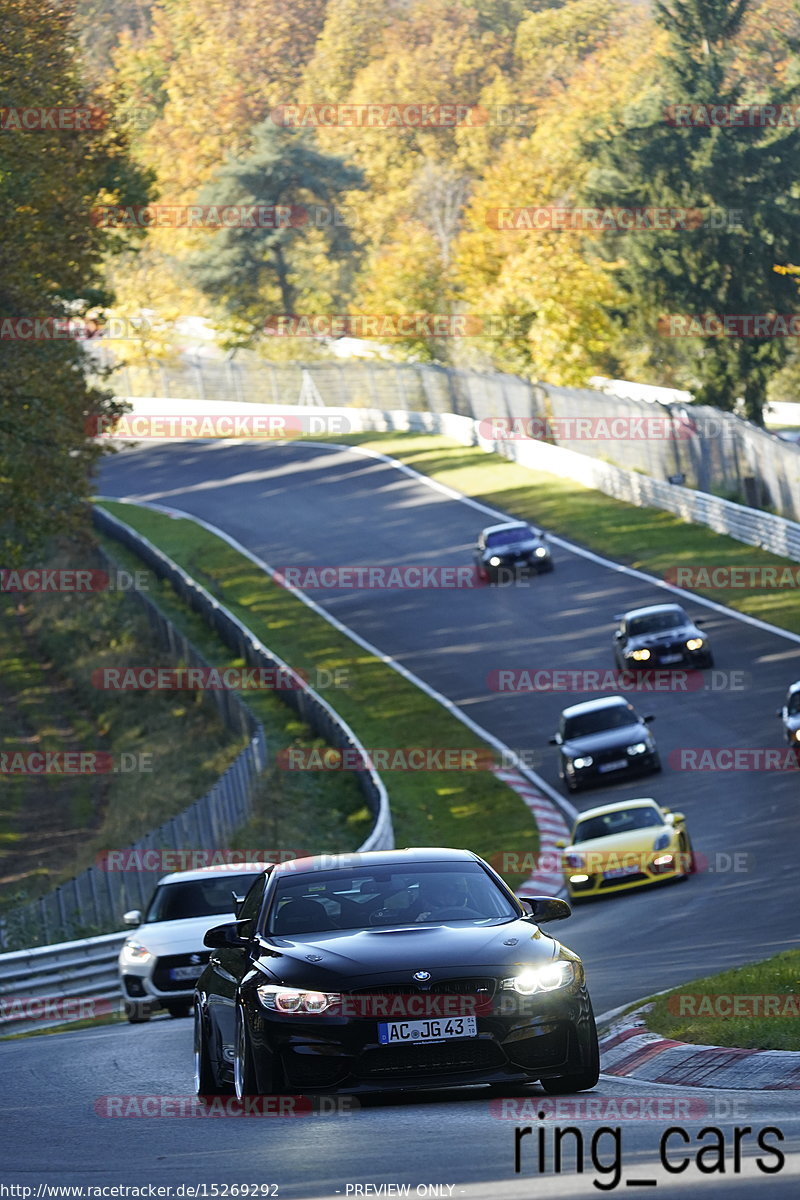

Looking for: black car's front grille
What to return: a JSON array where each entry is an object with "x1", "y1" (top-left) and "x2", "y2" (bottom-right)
[
  {"x1": 590, "y1": 745, "x2": 633, "y2": 765},
  {"x1": 350, "y1": 978, "x2": 497, "y2": 998},
  {"x1": 358, "y1": 1039, "x2": 505, "y2": 1078},
  {"x1": 151, "y1": 951, "x2": 211, "y2": 992}
]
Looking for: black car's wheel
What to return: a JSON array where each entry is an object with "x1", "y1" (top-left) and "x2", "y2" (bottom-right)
[
  {"x1": 650, "y1": 754, "x2": 662, "y2": 773},
  {"x1": 194, "y1": 1002, "x2": 229, "y2": 1097},
  {"x1": 165, "y1": 1000, "x2": 192, "y2": 1019},
  {"x1": 539, "y1": 1018, "x2": 600, "y2": 1095},
  {"x1": 234, "y1": 1004, "x2": 284, "y2": 1099},
  {"x1": 476, "y1": 562, "x2": 489, "y2": 583}
]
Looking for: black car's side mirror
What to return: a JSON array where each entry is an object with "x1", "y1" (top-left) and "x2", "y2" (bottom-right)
[
  {"x1": 204, "y1": 920, "x2": 252, "y2": 949},
  {"x1": 614, "y1": 630, "x2": 623, "y2": 639},
  {"x1": 520, "y1": 896, "x2": 572, "y2": 923},
  {"x1": 643, "y1": 714, "x2": 655, "y2": 723},
  {"x1": 695, "y1": 618, "x2": 705, "y2": 626},
  {"x1": 549, "y1": 734, "x2": 562, "y2": 745}
]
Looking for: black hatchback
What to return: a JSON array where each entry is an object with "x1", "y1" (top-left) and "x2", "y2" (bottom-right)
[
  {"x1": 614, "y1": 604, "x2": 713, "y2": 670},
  {"x1": 194, "y1": 849, "x2": 599, "y2": 1099}
]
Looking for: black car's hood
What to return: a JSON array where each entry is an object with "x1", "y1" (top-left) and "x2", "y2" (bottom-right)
[
  {"x1": 482, "y1": 536, "x2": 542, "y2": 559},
  {"x1": 626, "y1": 624, "x2": 696, "y2": 648},
  {"x1": 254, "y1": 919, "x2": 556, "y2": 987},
  {"x1": 562, "y1": 722, "x2": 650, "y2": 755}
]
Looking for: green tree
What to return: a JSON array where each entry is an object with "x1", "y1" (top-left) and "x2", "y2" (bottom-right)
[
  {"x1": 186, "y1": 123, "x2": 363, "y2": 339},
  {"x1": 583, "y1": 0, "x2": 800, "y2": 422},
  {"x1": 0, "y1": 0, "x2": 150, "y2": 565}
]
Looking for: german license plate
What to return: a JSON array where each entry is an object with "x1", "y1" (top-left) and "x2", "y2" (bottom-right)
[
  {"x1": 604, "y1": 865, "x2": 640, "y2": 880},
  {"x1": 170, "y1": 966, "x2": 203, "y2": 980},
  {"x1": 598, "y1": 759, "x2": 628, "y2": 773},
  {"x1": 378, "y1": 1017, "x2": 477, "y2": 1044},
  {"x1": 660, "y1": 653, "x2": 683, "y2": 664}
]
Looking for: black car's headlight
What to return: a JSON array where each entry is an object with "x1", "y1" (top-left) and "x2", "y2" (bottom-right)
[
  {"x1": 534, "y1": 546, "x2": 548, "y2": 558},
  {"x1": 489, "y1": 556, "x2": 502, "y2": 567},
  {"x1": 630, "y1": 649, "x2": 651, "y2": 661},
  {"x1": 257, "y1": 985, "x2": 342, "y2": 1014},
  {"x1": 686, "y1": 637, "x2": 704, "y2": 651},
  {"x1": 627, "y1": 741, "x2": 649, "y2": 755},
  {"x1": 500, "y1": 961, "x2": 576, "y2": 995},
  {"x1": 792, "y1": 729, "x2": 800, "y2": 743},
  {"x1": 572, "y1": 755, "x2": 593, "y2": 769}
]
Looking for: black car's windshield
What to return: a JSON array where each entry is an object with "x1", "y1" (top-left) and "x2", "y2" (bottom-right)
[
  {"x1": 573, "y1": 807, "x2": 664, "y2": 842},
  {"x1": 562, "y1": 705, "x2": 640, "y2": 739},
  {"x1": 627, "y1": 608, "x2": 687, "y2": 636},
  {"x1": 265, "y1": 862, "x2": 517, "y2": 934},
  {"x1": 485, "y1": 527, "x2": 534, "y2": 547},
  {"x1": 144, "y1": 872, "x2": 262, "y2": 923}
]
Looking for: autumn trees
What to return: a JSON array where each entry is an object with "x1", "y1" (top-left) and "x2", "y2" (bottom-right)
[{"x1": 1, "y1": 0, "x2": 149, "y2": 564}]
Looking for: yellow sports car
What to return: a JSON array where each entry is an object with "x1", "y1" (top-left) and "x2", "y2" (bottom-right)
[{"x1": 555, "y1": 798, "x2": 694, "y2": 899}]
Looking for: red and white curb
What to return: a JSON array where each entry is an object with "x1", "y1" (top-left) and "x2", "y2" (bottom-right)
[
  {"x1": 599, "y1": 1004, "x2": 800, "y2": 1090},
  {"x1": 490, "y1": 767, "x2": 571, "y2": 898}
]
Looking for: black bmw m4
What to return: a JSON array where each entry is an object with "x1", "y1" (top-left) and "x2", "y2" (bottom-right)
[{"x1": 194, "y1": 848, "x2": 599, "y2": 1099}]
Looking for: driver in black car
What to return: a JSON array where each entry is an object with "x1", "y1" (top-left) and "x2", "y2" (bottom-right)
[{"x1": 414, "y1": 875, "x2": 475, "y2": 922}]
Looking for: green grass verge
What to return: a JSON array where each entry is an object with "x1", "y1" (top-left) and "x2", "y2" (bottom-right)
[
  {"x1": 93, "y1": 531, "x2": 372, "y2": 859},
  {"x1": 0, "y1": 545, "x2": 245, "y2": 917},
  {"x1": 642, "y1": 951, "x2": 800, "y2": 1051},
  {"x1": 96, "y1": 500, "x2": 539, "y2": 891},
  {"x1": 315, "y1": 431, "x2": 800, "y2": 636}
]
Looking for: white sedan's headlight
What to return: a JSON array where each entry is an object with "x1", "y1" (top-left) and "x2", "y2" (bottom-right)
[
  {"x1": 120, "y1": 940, "x2": 153, "y2": 964},
  {"x1": 501, "y1": 961, "x2": 575, "y2": 995},
  {"x1": 257, "y1": 985, "x2": 342, "y2": 1014}
]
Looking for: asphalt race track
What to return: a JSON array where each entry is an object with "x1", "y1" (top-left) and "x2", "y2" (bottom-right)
[{"x1": 3, "y1": 438, "x2": 798, "y2": 1198}]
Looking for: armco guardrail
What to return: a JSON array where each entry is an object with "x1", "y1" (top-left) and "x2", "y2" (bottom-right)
[
  {"x1": 97, "y1": 355, "x2": 800, "y2": 520},
  {"x1": 0, "y1": 931, "x2": 127, "y2": 1035},
  {"x1": 111, "y1": 398, "x2": 800, "y2": 563}
]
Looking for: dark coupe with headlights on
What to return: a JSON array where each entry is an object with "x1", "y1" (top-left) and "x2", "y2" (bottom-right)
[
  {"x1": 550, "y1": 696, "x2": 661, "y2": 792},
  {"x1": 474, "y1": 520, "x2": 552, "y2": 582},
  {"x1": 614, "y1": 603, "x2": 713, "y2": 670},
  {"x1": 194, "y1": 849, "x2": 598, "y2": 1099}
]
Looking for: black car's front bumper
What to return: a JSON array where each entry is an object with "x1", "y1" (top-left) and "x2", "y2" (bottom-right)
[
  {"x1": 480, "y1": 554, "x2": 552, "y2": 581},
  {"x1": 240, "y1": 985, "x2": 595, "y2": 1093},
  {"x1": 563, "y1": 748, "x2": 660, "y2": 790}
]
